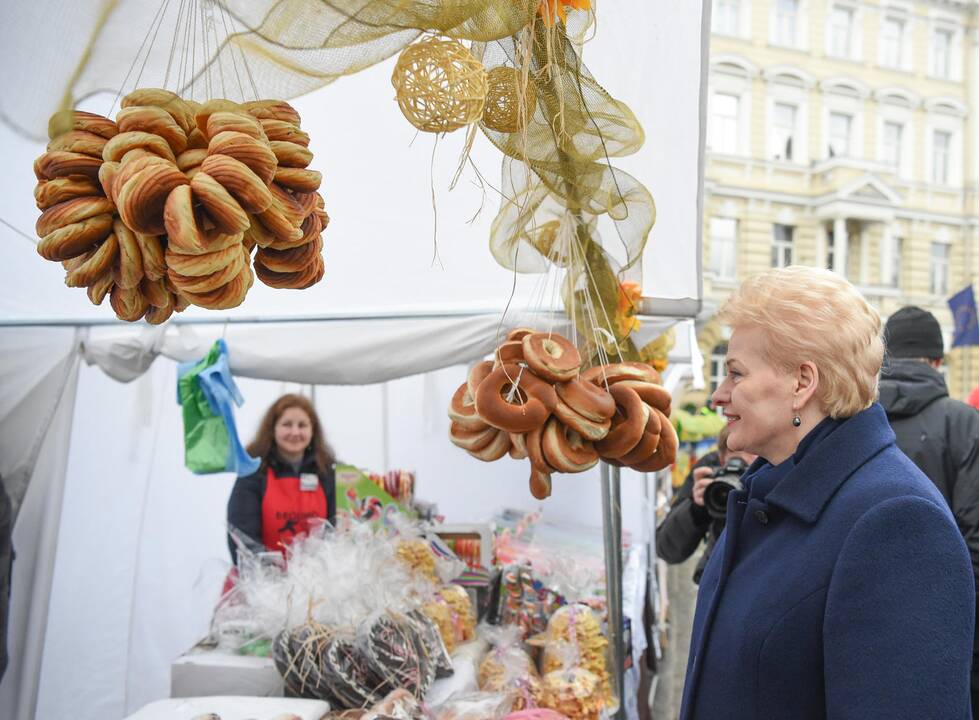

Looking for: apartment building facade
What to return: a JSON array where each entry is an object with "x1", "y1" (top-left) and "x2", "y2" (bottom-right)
[{"x1": 695, "y1": 0, "x2": 979, "y2": 402}]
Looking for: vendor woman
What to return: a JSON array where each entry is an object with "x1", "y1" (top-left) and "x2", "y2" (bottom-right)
[{"x1": 226, "y1": 394, "x2": 337, "y2": 563}]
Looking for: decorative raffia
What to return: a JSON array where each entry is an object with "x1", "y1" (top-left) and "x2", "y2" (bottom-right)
[
  {"x1": 391, "y1": 37, "x2": 489, "y2": 133},
  {"x1": 482, "y1": 65, "x2": 537, "y2": 134}
]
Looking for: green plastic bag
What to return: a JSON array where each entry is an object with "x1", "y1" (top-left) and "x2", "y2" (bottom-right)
[{"x1": 177, "y1": 340, "x2": 259, "y2": 475}]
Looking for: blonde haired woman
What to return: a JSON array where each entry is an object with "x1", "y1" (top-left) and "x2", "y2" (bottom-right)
[{"x1": 680, "y1": 266, "x2": 973, "y2": 719}]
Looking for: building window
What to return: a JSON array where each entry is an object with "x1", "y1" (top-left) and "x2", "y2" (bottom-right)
[
  {"x1": 710, "y1": 92, "x2": 740, "y2": 154},
  {"x1": 880, "y1": 17, "x2": 904, "y2": 69},
  {"x1": 709, "y1": 344, "x2": 728, "y2": 395},
  {"x1": 772, "y1": 224, "x2": 794, "y2": 268},
  {"x1": 885, "y1": 235, "x2": 903, "y2": 288},
  {"x1": 881, "y1": 121, "x2": 902, "y2": 168},
  {"x1": 770, "y1": 102, "x2": 797, "y2": 161},
  {"x1": 713, "y1": 0, "x2": 740, "y2": 36},
  {"x1": 933, "y1": 129, "x2": 951, "y2": 184},
  {"x1": 829, "y1": 5, "x2": 854, "y2": 58},
  {"x1": 930, "y1": 242, "x2": 949, "y2": 295},
  {"x1": 933, "y1": 28, "x2": 953, "y2": 79},
  {"x1": 774, "y1": 0, "x2": 798, "y2": 46},
  {"x1": 828, "y1": 111, "x2": 852, "y2": 157},
  {"x1": 709, "y1": 218, "x2": 738, "y2": 281}
]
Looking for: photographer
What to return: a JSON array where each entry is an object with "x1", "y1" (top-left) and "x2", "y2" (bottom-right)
[{"x1": 655, "y1": 425, "x2": 756, "y2": 583}]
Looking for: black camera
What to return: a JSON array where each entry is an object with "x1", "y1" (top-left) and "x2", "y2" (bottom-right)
[{"x1": 703, "y1": 456, "x2": 750, "y2": 518}]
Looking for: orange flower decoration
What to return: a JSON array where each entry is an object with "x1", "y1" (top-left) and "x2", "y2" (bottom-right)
[
  {"x1": 616, "y1": 280, "x2": 642, "y2": 336},
  {"x1": 538, "y1": 0, "x2": 592, "y2": 26}
]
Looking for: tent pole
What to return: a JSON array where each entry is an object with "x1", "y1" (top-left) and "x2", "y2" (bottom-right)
[{"x1": 601, "y1": 461, "x2": 625, "y2": 719}]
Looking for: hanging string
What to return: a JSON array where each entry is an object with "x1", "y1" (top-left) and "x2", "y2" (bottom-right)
[
  {"x1": 178, "y1": 0, "x2": 195, "y2": 96},
  {"x1": 163, "y1": 0, "x2": 189, "y2": 90},
  {"x1": 217, "y1": 0, "x2": 250, "y2": 101},
  {"x1": 207, "y1": 0, "x2": 228, "y2": 99},
  {"x1": 200, "y1": 0, "x2": 211, "y2": 99},
  {"x1": 0, "y1": 217, "x2": 39, "y2": 246},
  {"x1": 107, "y1": 0, "x2": 172, "y2": 116},
  {"x1": 230, "y1": 6, "x2": 262, "y2": 102},
  {"x1": 189, "y1": 0, "x2": 198, "y2": 101},
  {"x1": 429, "y1": 134, "x2": 444, "y2": 269}
]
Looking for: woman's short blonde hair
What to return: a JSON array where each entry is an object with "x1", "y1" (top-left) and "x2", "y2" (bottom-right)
[{"x1": 718, "y1": 265, "x2": 883, "y2": 418}]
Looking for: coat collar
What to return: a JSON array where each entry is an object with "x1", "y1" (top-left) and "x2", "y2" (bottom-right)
[{"x1": 763, "y1": 403, "x2": 895, "y2": 524}]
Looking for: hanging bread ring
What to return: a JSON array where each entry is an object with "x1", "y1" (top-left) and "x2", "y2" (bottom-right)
[
  {"x1": 35, "y1": 151, "x2": 103, "y2": 181},
  {"x1": 34, "y1": 176, "x2": 103, "y2": 210},
  {"x1": 631, "y1": 408, "x2": 677, "y2": 472},
  {"x1": 506, "y1": 327, "x2": 535, "y2": 342},
  {"x1": 525, "y1": 423, "x2": 553, "y2": 473},
  {"x1": 86, "y1": 271, "x2": 113, "y2": 305},
  {"x1": 554, "y1": 400, "x2": 610, "y2": 441},
  {"x1": 474, "y1": 363, "x2": 557, "y2": 433},
  {"x1": 542, "y1": 418, "x2": 599, "y2": 473},
  {"x1": 467, "y1": 360, "x2": 494, "y2": 396},
  {"x1": 617, "y1": 409, "x2": 663, "y2": 466},
  {"x1": 594, "y1": 384, "x2": 650, "y2": 459},
  {"x1": 449, "y1": 422, "x2": 498, "y2": 452},
  {"x1": 610, "y1": 379, "x2": 670, "y2": 414},
  {"x1": 448, "y1": 382, "x2": 490, "y2": 431},
  {"x1": 36, "y1": 197, "x2": 116, "y2": 238},
  {"x1": 37, "y1": 213, "x2": 115, "y2": 261},
  {"x1": 529, "y1": 466, "x2": 552, "y2": 500},
  {"x1": 555, "y1": 378, "x2": 615, "y2": 422},
  {"x1": 254, "y1": 235, "x2": 323, "y2": 274},
  {"x1": 467, "y1": 430, "x2": 511, "y2": 462},
  {"x1": 63, "y1": 233, "x2": 119, "y2": 288},
  {"x1": 521, "y1": 332, "x2": 581, "y2": 383},
  {"x1": 190, "y1": 171, "x2": 251, "y2": 235},
  {"x1": 180, "y1": 265, "x2": 253, "y2": 310},
  {"x1": 581, "y1": 361, "x2": 661, "y2": 387},
  {"x1": 494, "y1": 340, "x2": 525, "y2": 368},
  {"x1": 508, "y1": 433, "x2": 528, "y2": 460},
  {"x1": 207, "y1": 131, "x2": 278, "y2": 185},
  {"x1": 109, "y1": 284, "x2": 149, "y2": 322},
  {"x1": 612, "y1": 380, "x2": 671, "y2": 415}
]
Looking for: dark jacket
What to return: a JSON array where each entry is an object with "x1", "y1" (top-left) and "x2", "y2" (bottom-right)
[
  {"x1": 681, "y1": 404, "x2": 974, "y2": 720},
  {"x1": 0, "y1": 478, "x2": 11, "y2": 681},
  {"x1": 655, "y1": 451, "x2": 725, "y2": 583},
  {"x1": 879, "y1": 358, "x2": 979, "y2": 581},
  {"x1": 226, "y1": 450, "x2": 336, "y2": 564}
]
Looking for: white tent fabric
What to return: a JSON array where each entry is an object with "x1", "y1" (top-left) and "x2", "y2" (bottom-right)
[
  {"x1": 0, "y1": 328, "x2": 81, "y2": 719},
  {"x1": 81, "y1": 313, "x2": 684, "y2": 384},
  {"x1": 0, "y1": 1, "x2": 708, "y2": 718}
]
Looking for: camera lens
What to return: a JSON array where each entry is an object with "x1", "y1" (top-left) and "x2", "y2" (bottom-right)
[{"x1": 704, "y1": 481, "x2": 732, "y2": 518}]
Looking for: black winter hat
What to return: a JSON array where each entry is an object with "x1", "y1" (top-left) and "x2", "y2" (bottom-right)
[{"x1": 884, "y1": 306, "x2": 944, "y2": 359}]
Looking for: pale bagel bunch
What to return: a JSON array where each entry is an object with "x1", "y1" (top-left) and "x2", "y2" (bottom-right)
[
  {"x1": 33, "y1": 89, "x2": 328, "y2": 323},
  {"x1": 447, "y1": 329, "x2": 676, "y2": 500}
]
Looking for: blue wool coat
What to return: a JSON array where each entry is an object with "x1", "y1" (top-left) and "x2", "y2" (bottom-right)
[{"x1": 680, "y1": 404, "x2": 974, "y2": 720}]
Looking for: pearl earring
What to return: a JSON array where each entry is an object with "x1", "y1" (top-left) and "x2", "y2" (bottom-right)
[{"x1": 792, "y1": 415, "x2": 802, "y2": 427}]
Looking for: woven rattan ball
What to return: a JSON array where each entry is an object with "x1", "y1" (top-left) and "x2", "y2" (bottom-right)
[
  {"x1": 392, "y1": 37, "x2": 488, "y2": 133},
  {"x1": 482, "y1": 66, "x2": 537, "y2": 134}
]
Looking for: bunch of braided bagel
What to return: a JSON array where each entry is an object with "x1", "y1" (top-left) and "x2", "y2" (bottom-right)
[
  {"x1": 33, "y1": 89, "x2": 328, "y2": 323},
  {"x1": 448, "y1": 329, "x2": 677, "y2": 499}
]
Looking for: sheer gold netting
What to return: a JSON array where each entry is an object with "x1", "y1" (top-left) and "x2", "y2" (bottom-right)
[
  {"x1": 471, "y1": 21, "x2": 655, "y2": 361},
  {"x1": 194, "y1": 3, "x2": 655, "y2": 359}
]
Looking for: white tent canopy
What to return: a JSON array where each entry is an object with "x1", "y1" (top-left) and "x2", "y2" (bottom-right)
[{"x1": 0, "y1": 2, "x2": 709, "y2": 718}]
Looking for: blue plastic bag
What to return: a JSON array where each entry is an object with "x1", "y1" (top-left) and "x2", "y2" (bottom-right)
[{"x1": 177, "y1": 339, "x2": 260, "y2": 475}]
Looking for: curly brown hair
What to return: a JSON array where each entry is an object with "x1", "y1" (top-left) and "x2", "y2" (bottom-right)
[{"x1": 246, "y1": 393, "x2": 336, "y2": 474}]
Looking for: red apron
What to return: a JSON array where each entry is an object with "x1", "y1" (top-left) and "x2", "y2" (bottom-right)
[
  {"x1": 260, "y1": 466, "x2": 328, "y2": 553},
  {"x1": 220, "y1": 466, "x2": 328, "y2": 598}
]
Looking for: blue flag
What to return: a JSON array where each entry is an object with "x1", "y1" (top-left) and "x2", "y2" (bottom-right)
[{"x1": 948, "y1": 285, "x2": 979, "y2": 347}]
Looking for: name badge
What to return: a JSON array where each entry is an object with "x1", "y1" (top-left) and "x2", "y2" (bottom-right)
[{"x1": 300, "y1": 473, "x2": 319, "y2": 492}]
